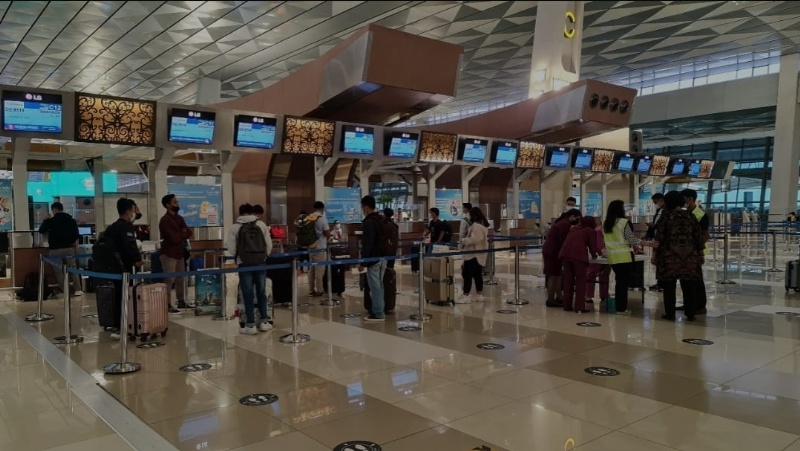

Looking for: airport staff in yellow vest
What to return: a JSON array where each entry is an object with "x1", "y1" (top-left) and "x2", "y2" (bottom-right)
[
  {"x1": 603, "y1": 200, "x2": 657, "y2": 313},
  {"x1": 681, "y1": 189, "x2": 709, "y2": 315}
]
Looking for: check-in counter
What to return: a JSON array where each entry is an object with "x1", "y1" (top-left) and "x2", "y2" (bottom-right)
[
  {"x1": 11, "y1": 231, "x2": 54, "y2": 289},
  {"x1": 187, "y1": 227, "x2": 224, "y2": 268}
]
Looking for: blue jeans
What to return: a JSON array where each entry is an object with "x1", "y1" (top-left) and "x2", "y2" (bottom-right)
[
  {"x1": 366, "y1": 260, "x2": 387, "y2": 318},
  {"x1": 239, "y1": 265, "x2": 269, "y2": 327}
]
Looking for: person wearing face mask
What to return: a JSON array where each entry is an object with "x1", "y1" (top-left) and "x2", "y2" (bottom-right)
[
  {"x1": 565, "y1": 197, "x2": 577, "y2": 211},
  {"x1": 459, "y1": 203, "x2": 472, "y2": 246},
  {"x1": 331, "y1": 220, "x2": 344, "y2": 243},
  {"x1": 159, "y1": 194, "x2": 192, "y2": 314},
  {"x1": 543, "y1": 209, "x2": 582, "y2": 307}
]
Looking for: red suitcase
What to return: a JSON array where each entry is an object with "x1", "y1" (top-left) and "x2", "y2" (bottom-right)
[{"x1": 128, "y1": 282, "x2": 169, "y2": 341}]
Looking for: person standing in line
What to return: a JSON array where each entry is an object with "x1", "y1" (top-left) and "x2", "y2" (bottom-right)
[
  {"x1": 330, "y1": 220, "x2": 344, "y2": 243},
  {"x1": 226, "y1": 203, "x2": 272, "y2": 335},
  {"x1": 424, "y1": 207, "x2": 451, "y2": 253},
  {"x1": 459, "y1": 202, "x2": 472, "y2": 244},
  {"x1": 654, "y1": 191, "x2": 704, "y2": 321},
  {"x1": 39, "y1": 202, "x2": 82, "y2": 297},
  {"x1": 159, "y1": 194, "x2": 192, "y2": 314},
  {"x1": 585, "y1": 219, "x2": 610, "y2": 305},
  {"x1": 559, "y1": 216, "x2": 600, "y2": 312},
  {"x1": 383, "y1": 209, "x2": 399, "y2": 269},
  {"x1": 542, "y1": 209, "x2": 582, "y2": 307},
  {"x1": 603, "y1": 200, "x2": 657, "y2": 313},
  {"x1": 359, "y1": 196, "x2": 387, "y2": 322},
  {"x1": 565, "y1": 197, "x2": 577, "y2": 210},
  {"x1": 457, "y1": 207, "x2": 489, "y2": 304},
  {"x1": 646, "y1": 193, "x2": 666, "y2": 292},
  {"x1": 308, "y1": 202, "x2": 331, "y2": 297},
  {"x1": 102, "y1": 198, "x2": 144, "y2": 338},
  {"x1": 681, "y1": 189, "x2": 709, "y2": 315}
]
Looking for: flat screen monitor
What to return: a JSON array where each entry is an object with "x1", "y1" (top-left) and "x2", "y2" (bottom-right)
[
  {"x1": 168, "y1": 108, "x2": 215, "y2": 145},
  {"x1": 591, "y1": 149, "x2": 614, "y2": 173},
  {"x1": 710, "y1": 161, "x2": 733, "y2": 180},
  {"x1": 517, "y1": 141, "x2": 545, "y2": 169},
  {"x1": 78, "y1": 226, "x2": 92, "y2": 236},
  {"x1": 649, "y1": 155, "x2": 670, "y2": 176},
  {"x1": 699, "y1": 160, "x2": 715, "y2": 179},
  {"x1": 457, "y1": 138, "x2": 488, "y2": 163},
  {"x1": 385, "y1": 131, "x2": 418, "y2": 158},
  {"x1": 687, "y1": 159, "x2": 702, "y2": 177},
  {"x1": 491, "y1": 140, "x2": 518, "y2": 165},
  {"x1": 234, "y1": 114, "x2": 276, "y2": 149},
  {"x1": 635, "y1": 155, "x2": 653, "y2": 174},
  {"x1": 2, "y1": 91, "x2": 63, "y2": 133},
  {"x1": 341, "y1": 124, "x2": 374, "y2": 156},
  {"x1": 614, "y1": 152, "x2": 636, "y2": 172},
  {"x1": 572, "y1": 148, "x2": 593, "y2": 171},
  {"x1": 668, "y1": 158, "x2": 688, "y2": 176},
  {"x1": 545, "y1": 145, "x2": 571, "y2": 169}
]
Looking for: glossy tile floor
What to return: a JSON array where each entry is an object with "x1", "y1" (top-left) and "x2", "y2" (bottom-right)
[{"x1": 3, "y1": 246, "x2": 800, "y2": 450}]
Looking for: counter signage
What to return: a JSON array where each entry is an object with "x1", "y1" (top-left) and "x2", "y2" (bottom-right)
[
  {"x1": 0, "y1": 180, "x2": 11, "y2": 231},
  {"x1": 168, "y1": 184, "x2": 221, "y2": 227},
  {"x1": 518, "y1": 191, "x2": 541, "y2": 219},
  {"x1": 435, "y1": 189, "x2": 463, "y2": 221},
  {"x1": 324, "y1": 187, "x2": 362, "y2": 223}
]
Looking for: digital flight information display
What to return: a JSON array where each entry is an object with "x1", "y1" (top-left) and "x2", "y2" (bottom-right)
[
  {"x1": 169, "y1": 109, "x2": 216, "y2": 145},
  {"x1": 546, "y1": 146, "x2": 571, "y2": 168},
  {"x1": 460, "y1": 139, "x2": 487, "y2": 163},
  {"x1": 493, "y1": 142, "x2": 518, "y2": 165},
  {"x1": 636, "y1": 155, "x2": 653, "y2": 174},
  {"x1": 342, "y1": 125, "x2": 374, "y2": 155},
  {"x1": 573, "y1": 148, "x2": 593, "y2": 170},
  {"x1": 386, "y1": 132, "x2": 418, "y2": 158},
  {"x1": 615, "y1": 153, "x2": 635, "y2": 172},
  {"x1": 2, "y1": 91, "x2": 63, "y2": 133},
  {"x1": 234, "y1": 115, "x2": 276, "y2": 149}
]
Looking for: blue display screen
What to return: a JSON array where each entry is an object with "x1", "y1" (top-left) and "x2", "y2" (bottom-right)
[
  {"x1": 342, "y1": 125, "x2": 374, "y2": 155},
  {"x1": 387, "y1": 133, "x2": 417, "y2": 158},
  {"x1": 636, "y1": 157, "x2": 652, "y2": 174},
  {"x1": 574, "y1": 151, "x2": 593, "y2": 170},
  {"x1": 462, "y1": 142, "x2": 487, "y2": 163},
  {"x1": 169, "y1": 109, "x2": 215, "y2": 145},
  {"x1": 28, "y1": 171, "x2": 118, "y2": 202},
  {"x1": 671, "y1": 160, "x2": 686, "y2": 175},
  {"x1": 617, "y1": 155, "x2": 635, "y2": 172},
  {"x1": 235, "y1": 115, "x2": 276, "y2": 149},
  {"x1": 2, "y1": 91, "x2": 62, "y2": 133},
  {"x1": 687, "y1": 161, "x2": 701, "y2": 177},
  {"x1": 494, "y1": 144, "x2": 517, "y2": 165},
  {"x1": 548, "y1": 149, "x2": 570, "y2": 168}
]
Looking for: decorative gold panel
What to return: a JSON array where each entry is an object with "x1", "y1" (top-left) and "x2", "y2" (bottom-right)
[
  {"x1": 75, "y1": 93, "x2": 156, "y2": 146},
  {"x1": 516, "y1": 141, "x2": 545, "y2": 169},
  {"x1": 281, "y1": 117, "x2": 335, "y2": 156},
  {"x1": 418, "y1": 131, "x2": 456, "y2": 163},
  {"x1": 650, "y1": 155, "x2": 670, "y2": 176},
  {"x1": 591, "y1": 149, "x2": 614, "y2": 172}
]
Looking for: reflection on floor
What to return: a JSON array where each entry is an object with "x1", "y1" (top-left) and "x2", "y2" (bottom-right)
[{"x1": 3, "y1": 251, "x2": 800, "y2": 450}]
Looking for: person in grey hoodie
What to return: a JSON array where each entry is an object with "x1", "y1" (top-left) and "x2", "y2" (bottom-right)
[{"x1": 226, "y1": 203, "x2": 272, "y2": 335}]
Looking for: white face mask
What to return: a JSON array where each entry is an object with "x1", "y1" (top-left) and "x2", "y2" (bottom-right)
[{"x1": 335, "y1": 224, "x2": 341, "y2": 230}]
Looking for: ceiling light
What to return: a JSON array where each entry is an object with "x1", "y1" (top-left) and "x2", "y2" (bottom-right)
[
  {"x1": 589, "y1": 94, "x2": 599, "y2": 108},
  {"x1": 599, "y1": 96, "x2": 609, "y2": 110},
  {"x1": 619, "y1": 100, "x2": 630, "y2": 114},
  {"x1": 609, "y1": 98, "x2": 619, "y2": 112}
]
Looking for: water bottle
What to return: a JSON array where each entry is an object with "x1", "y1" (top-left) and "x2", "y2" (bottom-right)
[{"x1": 606, "y1": 297, "x2": 616, "y2": 313}]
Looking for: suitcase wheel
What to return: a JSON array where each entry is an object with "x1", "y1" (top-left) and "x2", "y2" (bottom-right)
[{"x1": 140, "y1": 334, "x2": 149, "y2": 342}]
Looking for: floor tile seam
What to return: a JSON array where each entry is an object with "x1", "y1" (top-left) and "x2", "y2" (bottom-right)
[
  {"x1": 408, "y1": 394, "x2": 518, "y2": 424},
  {"x1": 380, "y1": 424, "x2": 502, "y2": 449},
  {"x1": 0, "y1": 307, "x2": 179, "y2": 451},
  {"x1": 717, "y1": 349, "x2": 800, "y2": 387},
  {"x1": 783, "y1": 438, "x2": 800, "y2": 451},
  {"x1": 576, "y1": 430, "x2": 681, "y2": 450}
]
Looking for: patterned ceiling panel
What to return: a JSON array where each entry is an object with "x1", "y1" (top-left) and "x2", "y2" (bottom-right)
[{"x1": 0, "y1": 1, "x2": 798, "y2": 126}]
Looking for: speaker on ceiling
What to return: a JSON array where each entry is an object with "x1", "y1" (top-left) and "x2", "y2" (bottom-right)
[{"x1": 630, "y1": 129, "x2": 643, "y2": 153}]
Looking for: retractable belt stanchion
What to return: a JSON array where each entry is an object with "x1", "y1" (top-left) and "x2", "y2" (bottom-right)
[
  {"x1": 280, "y1": 259, "x2": 311, "y2": 344},
  {"x1": 484, "y1": 240, "x2": 499, "y2": 286},
  {"x1": 104, "y1": 271, "x2": 141, "y2": 374},
  {"x1": 506, "y1": 244, "x2": 530, "y2": 306},
  {"x1": 410, "y1": 251, "x2": 432, "y2": 322},
  {"x1": 53, "y1": 262, "x2": 83, "y2": 345},
  {"x1": 322, "y1": 247, "x2": 339, "y2": 307},
  {"x1": 213, "y1": 254, "x2": 234, "y2": 321},
  {"x1": 768, "y1": 230, "x2": 783, "y2": 272},
  {"x1": 26, "y1": 254, "x2": 54, "y2": 322}
]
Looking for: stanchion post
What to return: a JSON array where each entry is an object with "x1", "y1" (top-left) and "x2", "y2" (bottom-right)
[
  {"x1": 717, "y1": 185, "x2": 736, "y2": 286},
  {"x1": 768, "y1": 230, "x2": 783, "y2": 272},
  {"x1": 410, "y1": 251, "x2": 432, "y2": 321},
  {"x1": 484, "y1": 239, "x2": 499, "y2": 286},
  {"x1": 53, "y1": 262, "x2": 83, "y2": 345},
  {"x1": 506, "y1": 245, "x2": 530, "y2": 305},
  {"x1": 280, "y1": 259, "x2": 310, "y2": 344},
  {"x1": 104, "y1": 272, "x2": 141, "y2": 374},
  {"x1": 321, "y1": 247, "x2": 339, "y2": 307},
  {"x1": 213, "y1": 255, "x2": 234, "y2": 320},
  {"x1": 26, "y1": 254, "x2": 54, "y2": 322}
]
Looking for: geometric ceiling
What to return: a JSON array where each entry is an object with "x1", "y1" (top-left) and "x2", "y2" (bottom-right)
[
  {"x1": 634, "y1": 106, "x2": 776, "y2": 143},
  {"x1": 1, "y1": 1, "x2": 799, "y2": 126}
]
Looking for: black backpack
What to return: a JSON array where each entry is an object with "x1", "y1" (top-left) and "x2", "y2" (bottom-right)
[
  {"x1": 92, "y1": 236, "x2": 123, "y2": 273},
  {"x1": 441, "y1": 221, "x2": 453, "y2": 243},
  {"x1": 16, "y1": 272, "x2": 51, "y2": 302},
  {"x1": 236, "y1": 221, "x2": 267, "y2": 265}
]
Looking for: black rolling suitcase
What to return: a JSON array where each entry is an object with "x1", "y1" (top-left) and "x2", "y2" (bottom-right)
[
  {"x1": 411, "y1": 244, "x2": 421, "y2": 273},
  {"x1": 266, "y1": 255, "x2": 294, "y2": 305},
  {"x1": 786, "y1": 260, "x2": 800, "y2": 292},
  {"x1": 323, "y1": 265, "x2": 346, "y2": 295},
  {"x1": 96, "y1": 283, "x2": 120, "y2": 330}
]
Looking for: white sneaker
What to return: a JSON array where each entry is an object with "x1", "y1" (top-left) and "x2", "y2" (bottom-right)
[
  {"x1": 239, "y1": 326, "x2": 258, "y2": 335},
  {"x1": 455, "y1": 295, "x2": 472, "y2": 304},
  {"x1": 475, "y1": 294, "x2": 485, "y2": 302},
  {"x1": 258, "y1": 322, "x2": 273, "y2": 332},
  {"x1": 110, "y1": 331, "x2": 121, "y2": 340},
  {"x1": 73, "y1": 291, "x2": 84, "y2": 297}
]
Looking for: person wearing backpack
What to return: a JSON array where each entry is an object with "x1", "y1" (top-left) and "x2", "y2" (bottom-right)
[
  {"x1": 295, "y1": 201, "x2": 331, "y2": 297},
  {"x1": 226, "y1": 204, "x2": 272, "y2": 335},
  {"x1": 360, "y1": 196, "x2": 389, "y2": 322}
]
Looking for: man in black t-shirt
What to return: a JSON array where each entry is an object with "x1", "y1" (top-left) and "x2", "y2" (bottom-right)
[{"x1": 425, "y1": 208, "x2": 450, "y2": 252}]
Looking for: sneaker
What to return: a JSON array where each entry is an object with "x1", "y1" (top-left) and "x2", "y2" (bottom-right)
[
  {"x1": 168, "y1": 306, "x2": 181, "y2": 315},
  {"x1": 239, "y1": 326, "x2": 258, "y2": 335},
  {"x1": 258, "y1": 322, "x2": 273, "y2": 332},
  {"x1": 474, "y1": 294, "x2": 485, "y2": 302},
  {"x1": 545, "y1": 300, "x2": 563, "y2": 308},
  {"x1": 455, "y1": 295, "x2": 472, "y2": 304},
  {"x1": 364, "y1": 315, "x2": 385, "y2": 322},
  {"x1": 695, "y1": 308, "x2": 707, "y2": 315},
  {"x1": 110, "y1": 330, "x2": 121, "y2": 340},
  {"x1": 73, "y1": 290, "x2": 84, "y2": 297}
]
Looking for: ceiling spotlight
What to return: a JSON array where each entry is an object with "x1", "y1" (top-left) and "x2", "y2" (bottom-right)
[
  {"x1": 599, "y1": 96, "x2": 609, "y2": 110},
  {"x1": 589, "y1": 94, "x2": 599, "y2": 108},
  {"x1": 609, "y1": 98, "x2": 619, "y2": 112},
  {"x1": 619, "y1": 100, "x2": 630, "y2": 114}
]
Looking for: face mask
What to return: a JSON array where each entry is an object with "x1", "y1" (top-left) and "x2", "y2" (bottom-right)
[
  {"x1": 335, "y1": 224, "x2": 341, "y2": 230},
  {"x1": 170, "y1": 206, "x2": 180, "y2": 213}
]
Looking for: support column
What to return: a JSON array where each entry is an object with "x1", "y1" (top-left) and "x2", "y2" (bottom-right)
[
  {"x1": 460, "y1": 166, "x2": 483, "y2": 203},
  {"x1": 427, "y1": 165, "x2": 449, "y2": 214},
  {"x1": 359, "y1": 160, "x2": 382, "y2": 198},
  {"x1": 529, "y1": 1, "x2": 583, "y2": 97},
  {"x1": 769, "y1": 53, "x2": 800, "y2": 220},
  {"x1": 11, "y1": 138, "x2": 30, "y2": 233},
  {"x1": 221, "y1": 151, "x2": 241, "y2": 240},
  {"x1": 147, "y1": 148, "x2": 176, "y2": 241},
  {"x1": 92, "y1": 158, "x2": 105, "y2": 227},
  {"x1": 314, "y1": 157, "x2": 338, "y2": 203}
]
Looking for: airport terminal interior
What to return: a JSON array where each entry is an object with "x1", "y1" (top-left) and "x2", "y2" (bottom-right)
[{"x1": 4, "y1": 1, "x2": 800, "y2": 450}]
